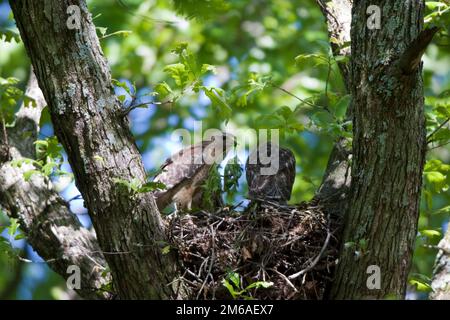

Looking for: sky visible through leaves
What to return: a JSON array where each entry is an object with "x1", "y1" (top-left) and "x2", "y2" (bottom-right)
[{"x1": 0, "y1": 0, "x2": 449, "y2": 299}]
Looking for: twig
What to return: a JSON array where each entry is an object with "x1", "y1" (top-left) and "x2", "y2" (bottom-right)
[
  {"x1": 288, "y1": 216, "x2": 332, "y2": 280},
  {"x1": 428, "y1": 140, "x2": 450, "y2": 151},
  {"x1": 196, "y1": 225, "x2": 216, "y2": 299},
  {"x1": 269, "y1": 268, "x2": 298, "y2": 293},
  {"x1": 427, "y1": 117, "x2": 450, "y2": 143},
  {"x1": 120, "y1": 97, "x2": 175, "y2": 116},
  {"x1": 270, "y1": 83, "x2": 320, "y2": 108},
  {"x1": 1, "y1": 113, "x2": 11, "y2": 161}
]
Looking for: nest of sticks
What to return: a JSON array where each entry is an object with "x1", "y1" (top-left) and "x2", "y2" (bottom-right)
[{"x1": 167, "y1": 200, "x2": 341, "y2": 300}]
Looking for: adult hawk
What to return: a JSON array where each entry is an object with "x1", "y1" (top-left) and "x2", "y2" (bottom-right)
[
  {"x1": 246, "y1": 142, "x2": 296, "y2": 203},
  {"x1": 153, "y1": 132, "x2": 235, "y2": 211}
]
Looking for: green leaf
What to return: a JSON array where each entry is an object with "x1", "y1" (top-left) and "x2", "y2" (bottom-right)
[
  {"x1": 203, "y1": 87, "x2": 232, "y2": 118},
  {"x1": 420, "y1": 229, "x2": 441, "y2": 238},
  {"x1": 245, "y1": 281, "x2": 274, "y2": 290},
  {"x1": 96, "y1": 27, "x2": 107, "y2": 37},
  {"x1": 154, "y1": 82, "x2": 173, "y2": 99},
  {"x1": 8, "y1": 218, "x2": 19, "y2": 237},
  {"x1": 0, "y1": 28, "x2": 21, "y2": 43},
  {"x1": 409, "y1": 278, "x2": 432, "y2": 292},
  {"x1": 113, "y1": 177, "x2": 141, "y2": 193},
  {"x1": 201, "y1": 164, "x2": 223, "y2": 211},
  {"x1": 424, "y1": 189, "x2": 433, "y2": 210},
  {"x1": 112, "y1": 79, "x2": 132, "y2": 96},
  {"x1": 138, "y1": 181, "x2": 166, "y2": 193},
  {"x1": 118, "y1": 95, "x2": 126, "y2": 103},
  {"x1": 14, "y1": 233, "x2": 26, "y2": 241},
  {"x1": 424, "y1": 171, "x2": 448, "y2": 192},
  {"x1": 23, "y1": 95, "x2": 36, "y2": 108},
  {"x1": 424, "y1": 159, "x2": 450, "y2": 172},
  {"x1": 295, "y1": 53, "x2": 329, "y2": 69},
  {"x1": 228, "y1": 271, "x2": 240, "y2": 288},
  {"x1": 334, "y1": 55, "x2": 350, "y2": 63},
  {"x1": 333, "y1": 94, "x2": 351, "y2": 119},
  {"x1": 23, "y1": 169, "x2": 41, "y2": 181},
  {"x1": 201, "y1": 64, "x2": 217, "y2": 75},
  {"x1": 433, "y1": 205, "x2": 450, "y2": 215},
  {"x1": 426, "y1": 1, "x2": 447, "y2": 10},
  {"x1": 222, "y1": 278, "x2": 239, "y2": 299},
  {"x1": 161, "y1": 245, "x2": 171, "y2": 255},
  {"x1": 164, "y1": 63, "x2": 189, "y2": 88},
  {"x1": 255, "y1": 114, "x2": 285, "y2": 129},
  {"x1": 224, "y1": 156, "x2": 243, "y2": 194},
  {"x1": 35, "y1": 136, "x2": 63, "y2": 162}
]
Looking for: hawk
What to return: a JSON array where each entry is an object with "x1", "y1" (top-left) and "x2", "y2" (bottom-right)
[
  {"x1": 245, "y1": 142, "x2": 296, "y2": 203},
  {"x1": 153, "y1": 132, "x2": 235, "y2": 211}
]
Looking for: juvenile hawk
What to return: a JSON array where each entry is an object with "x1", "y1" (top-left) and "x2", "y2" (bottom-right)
[
  {"x1": 153, "y1": 132, "x2": 235, "y2": 211},
  {"x1": 246, "y1": 142, "x2": 296, "y2": 203}
]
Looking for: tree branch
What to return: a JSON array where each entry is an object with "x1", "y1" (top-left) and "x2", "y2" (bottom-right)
[
  {"x1": 314, "y1": 0, "x2": 352, "y2": 213},
  {"x1": 430, "y1": 227, "x2": 450, "y2": 299},
  {"x1": 0, "y1": 71, "x2": 109, "y2": 299},
  {"x1": 397, "y1": 27, "x2": 439, "y2": 75},
  {"x1": 315, "y1": 0, "x2": 352, "y2": 86},
  {"x1": 10, "y1": 0, "x2": 185, "y2": 299}
]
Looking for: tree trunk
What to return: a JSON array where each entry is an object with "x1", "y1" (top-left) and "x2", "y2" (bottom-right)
[
  {"x1": 10, "y1": 0, "x2": 185, "y2": 299},
  {"x1": 330, "y1": 1, "x2": 429, "y2": 299}
]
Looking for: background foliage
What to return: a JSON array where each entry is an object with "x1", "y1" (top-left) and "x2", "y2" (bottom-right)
[{"x1": 0, "y1": 0, "x2": 449, "y2": 299}]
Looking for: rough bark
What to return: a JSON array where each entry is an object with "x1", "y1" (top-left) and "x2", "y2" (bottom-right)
[
  {"x1": 430, "y1": 227, "x2": 450, "y2": 299},
  {"x1": 10, "y1": 0, "x2": 185, "y2": 299},
  {"x1": 330, "y1": 1, "x2": 428, "y2": 299},
  {"x1": 315, "y1": 0, "x2": 352, "y2": 87},
  {"x1": 0, "y1": 72, "x2": 109, "y2": 299},
  {"x1": 314, "y1": 0, "x2": 352, "y2": 212}
]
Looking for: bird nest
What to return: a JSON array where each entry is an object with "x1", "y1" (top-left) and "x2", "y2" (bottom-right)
[{"x1": 167, "y1": 200, "x2": 341, "y2": 300}]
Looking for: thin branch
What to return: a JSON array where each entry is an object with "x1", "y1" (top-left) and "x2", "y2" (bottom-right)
[
  {"x1": 428, "y1": 140, "x2": 450, "y2": 151},
  {"x1": 120, "y1": 98, "x2": 175, "y2": 116},
  {"x1": 269, "y1": 268, "x2": 298, "y2": 293},
  {"x1": 427, "y1": 117, "x2": 450, "y2": 143},
  {"x1": 288, "y1": 216, "x2": 332, "y2": 280},
  {"x1": 115, "y1": 0, "x2": 176, "y2": 25},
  {"x1": 270, "y1": 82, "x2": 334, "y2": 117}
]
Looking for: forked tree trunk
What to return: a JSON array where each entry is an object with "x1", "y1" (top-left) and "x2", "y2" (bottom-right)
[{"x1": 5, "y1": 0, "x2": 435, "y2": 300}]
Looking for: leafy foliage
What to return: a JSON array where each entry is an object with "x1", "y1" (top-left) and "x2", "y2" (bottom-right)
[
  {"x1": 11, "y1": 136, "x2": 69, "y2": 181},
  {"x1": 200, "y1": 163, "x2": 223, "y2": 211},
  {"x1": 223, "y1": 156, "x2": 243, "y2": 199},
  {"x1": 222, "y1": 271, "x2": 273, "y2": 299},
  {"x1": 0, "y1": 27, "x2": 20, "y2": 43},
  {"x1": 0, "y1": 77, "x2": 34, "y2": 125},
  {"x1": 172, "y1": 0, "x2": 229, "y2": 20},
  {"x1": 113, "y1": 177, "x2": 166, "y2": 195}
]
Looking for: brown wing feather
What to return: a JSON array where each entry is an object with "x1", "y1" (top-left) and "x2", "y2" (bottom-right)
[
  {"x1": 246, "y1": 143, "x2": 296, "y2": 202},
  {"x1": 152, "y1": 139, "x2": 217, "y2": 210}
]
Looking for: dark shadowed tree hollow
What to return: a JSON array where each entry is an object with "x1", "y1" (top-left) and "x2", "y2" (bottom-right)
[{"x1": 1, "y1": 0, "x2": 449, "y2": 300}]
